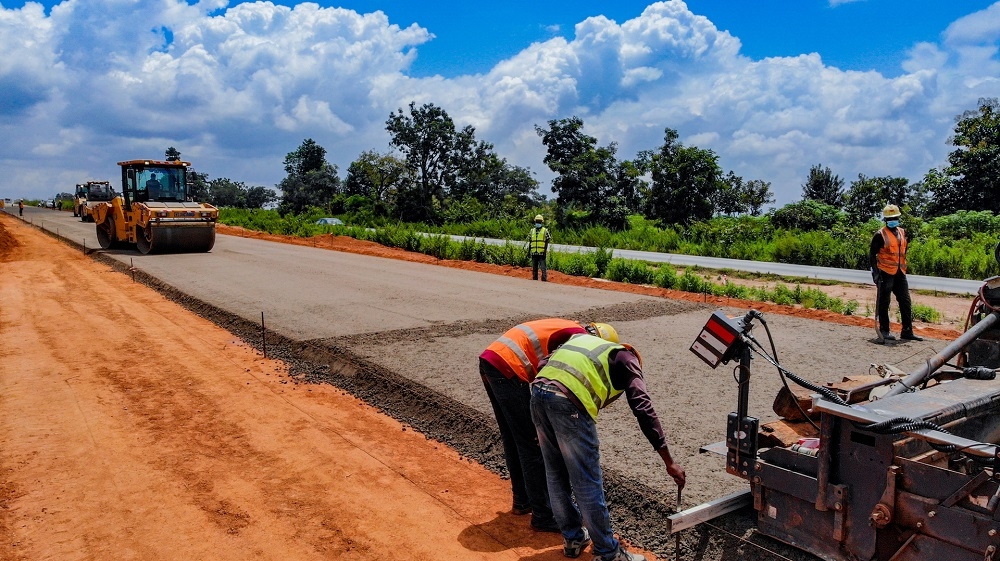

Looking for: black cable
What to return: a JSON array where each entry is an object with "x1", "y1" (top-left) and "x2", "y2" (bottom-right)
[
  {"x1": 744, "y1": 334, "x2": 848, "y2": 407},
  {"x1": 744, "y1": 319, "x2": 820, "y2": 431}
]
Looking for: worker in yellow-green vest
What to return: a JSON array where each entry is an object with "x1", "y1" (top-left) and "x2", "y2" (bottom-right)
[
  {"x1": 530, "y1": 330, "x2": 685, "y2": 561},
  {"x1": 479, "y1": 319, "x2": 614, "y2": 532},
  {"x1": 528, "y1": 214, "x2": 552, "y2": 281},
  {"x1": 869, "y1": 204, "x2": 922, "y2": 344}
]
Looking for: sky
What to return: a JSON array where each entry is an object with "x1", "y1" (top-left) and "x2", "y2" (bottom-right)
[{"x1": 1, "y1": 0, "x2": 998, "y2": 206}]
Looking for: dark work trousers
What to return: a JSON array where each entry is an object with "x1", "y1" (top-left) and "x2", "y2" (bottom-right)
[
  {"x1": 480, "y1": 358, "x2": 555, "y2": 526},
  {"x1": 532, "y1": 254, "x2": 548, "y2": 281},
  {"x1": 876, "y1": 270, "x2": 913, "y2": 334}
]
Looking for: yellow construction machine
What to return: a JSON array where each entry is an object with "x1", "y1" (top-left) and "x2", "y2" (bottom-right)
[
  {"x1": 91, "y1": 159, "x2": 217, "y2": 254},
  {"x1": 75, "y1": 180, "x2": 114, "y2": 222}
]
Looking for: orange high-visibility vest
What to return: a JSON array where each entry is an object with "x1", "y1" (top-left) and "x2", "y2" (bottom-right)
[
  {"x1": 877, "y1": 226, "x2": 907, "y2": 275},
  {"x1": 486, "y1": 319, "x2": 583, "y2": 382}
]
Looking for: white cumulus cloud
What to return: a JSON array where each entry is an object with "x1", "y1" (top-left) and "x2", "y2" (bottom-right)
[{"x1": 0, "y1": 0, "x2": 997, "y2": 207}]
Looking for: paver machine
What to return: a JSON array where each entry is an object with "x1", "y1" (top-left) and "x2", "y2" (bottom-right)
[
  {"x1": 91, "y1": 159, "x2": 217, "y2": 254},
  {"x1": 75, "y1": 180, "x2": 114, "y2": 222},
  {"x1": 688, "y1": 243, "x2": 1000, "y2": 561}
]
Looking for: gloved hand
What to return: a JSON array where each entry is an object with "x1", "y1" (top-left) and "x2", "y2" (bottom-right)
[{"x1": 871, "y1": 268, "x2": 880, "y2": 284}]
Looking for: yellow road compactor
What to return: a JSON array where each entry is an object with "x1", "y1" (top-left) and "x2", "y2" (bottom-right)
[
  {"x1": 92, "y1": 159, "x2": 217, "y2": 254},
  {"x1": 75, "y1": 180, "x2": 114, "y2": 222}
]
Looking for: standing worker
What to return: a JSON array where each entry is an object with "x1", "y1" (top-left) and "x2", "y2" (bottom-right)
[
  {"x1": 869, "y1": 204, "x2": 922, "y2": 343},
  {"x1": 529, "y1": 214, "x2": 552, "y2": 282},
  {"x1": 18, "y1": 199, "x2": 24, "y2": 217},
  {"x1": 531, "y1": 329, "x2": 686, "y2": 561},
  {"x1": 480, "y1": 319, "x2": 618, "y2": 531}
]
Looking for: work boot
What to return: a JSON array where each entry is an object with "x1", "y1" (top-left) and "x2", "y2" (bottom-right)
[
  {"x1": 596, "y1": 545, "x2": 646, "y2": 561},
  {"x1": 875, "y1": 330, "x2": 896, "y2": 344},
  {"x1": 901, "y1": 330, "x2": 923, "y2": 341},
  {"x1": 563, "y1": 527, "x2": 591, "y2": 558},
  {"x1": 512, "y1": 503, "x2": 531, "y2": 516}
]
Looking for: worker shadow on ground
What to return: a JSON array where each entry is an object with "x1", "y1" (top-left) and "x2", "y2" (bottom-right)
[{"x1": 457, "y1": 512, "x2": 564, "y2": 558}]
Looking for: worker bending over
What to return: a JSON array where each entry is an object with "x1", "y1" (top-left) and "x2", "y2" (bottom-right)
[
  {"x1": 531, "y1": 327, "x2": 685, "y2": 561},
  {"x1": 480, "y1": 319, "x2": 618, "y2": 532}
]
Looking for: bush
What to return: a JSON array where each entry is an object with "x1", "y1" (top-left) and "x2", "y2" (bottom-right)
[
  {"x1": 555, "y1": 253, "x2": 599, "y2": 278},
  {"x1": 677, "y1": 269, "x2": 711, "y2": 293},
  {"x1": 911, "y1": 304, "x2": 942, "y2": 323},
  {"x1": 770, "y1": 200, "x2": 845, "y2": 231},
  {"x1": 654, "y1": 267, "x2": 678, "y2": 289},
  {"x1": 605, "y1": 259, "x2": 655, "y2": 285}
]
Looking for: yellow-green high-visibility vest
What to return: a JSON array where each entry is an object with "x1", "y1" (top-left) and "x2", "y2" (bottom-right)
[
  {"x1": 529, "y1": 227, "x2": 548, "y2": 255},
  {"x1": 537, "y1": 334, "x2": 624, "y2": 419}
]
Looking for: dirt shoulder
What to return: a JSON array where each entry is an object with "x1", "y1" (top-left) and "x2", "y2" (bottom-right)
[
  {"x1": 0, "y1": 215, "x2": 611, "y2": 560},
  {"x1": 217, "y1": 224, "x2": 968, "y2": 341}
]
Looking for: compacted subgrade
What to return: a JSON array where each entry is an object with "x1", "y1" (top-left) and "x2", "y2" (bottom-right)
[{"x1": 72, "y1": 239, "x2": 819, "y2": 561}]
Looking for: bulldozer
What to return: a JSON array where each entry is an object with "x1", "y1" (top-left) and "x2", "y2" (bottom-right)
[
  {"x1": 75, "y1": 180, "x2": 114, "y2": 222},
  {"x1": 91, "y1": 159, "x2": 217, "y2": 254},
  {"x1": 680, "y1": 243, "x2": 1000, "y2": 560}
]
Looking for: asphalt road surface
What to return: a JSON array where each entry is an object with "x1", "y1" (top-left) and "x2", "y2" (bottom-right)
[{"x1": 6, "y1": 205, "x2": 963, "y2": 560}]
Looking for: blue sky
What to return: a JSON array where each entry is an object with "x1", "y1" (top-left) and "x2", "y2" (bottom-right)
[{"x1": 1, "y1": 0, "x2": 998, "y2": 206}]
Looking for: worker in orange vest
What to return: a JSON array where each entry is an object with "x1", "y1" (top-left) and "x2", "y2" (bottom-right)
[
  {"x1": 869, "y1": 204, "x2": 922, "y2": 344},
  {"x1": 479, "y1": 319, "x2": 617, "y2": 532}
]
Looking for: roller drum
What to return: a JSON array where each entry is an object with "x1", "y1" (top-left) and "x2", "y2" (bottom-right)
[{"x1": 136, "y1": 224, "x2": 216, "y2": 254}]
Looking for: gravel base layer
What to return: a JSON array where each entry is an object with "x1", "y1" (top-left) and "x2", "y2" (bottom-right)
[{"x1": 80, "y1": 241, "x2": 823, "y2": 561}]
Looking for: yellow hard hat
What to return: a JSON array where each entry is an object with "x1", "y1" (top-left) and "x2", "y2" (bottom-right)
[
  {"x1": 589, "y1": 322, "x2": 619, "y2": 343},
  {"x1": 882, "y1": 204, "x2": 901, "y2": 219},
  {"x1": 534, "y1": 214, "x2": 544, "y2": 222}
]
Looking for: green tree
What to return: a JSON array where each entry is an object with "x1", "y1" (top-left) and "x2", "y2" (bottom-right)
[
  {"x1": 911, "y1": 167, "x2": 948, "y2": 217},
  {"x1": 641, "y1": 128, "x2": 723, "y2": 225},
  {"x1": 844, "y1": 174, "x2": 911, "y2": 223},
  {"x1": 344, "y1": 151, "x2": 409, "y2": 203},
  {"x1": 244, "y1": 186, "x2": 278, "y2": 209},
  {"x1": 386, "y1": 102, "x2": 459, "y2": 222},
  {"x1": 278, "y1": 139, "x2": 341, "y2": 214},
  {"x1": 210, "y1": 177, "x2": 247, "y2": 207},
  {"x1": 802, "y1": 164, "x2": 845, "y2": 208},
  {"x1": 535, "y1": 117, "x2": 626, "y2": 228},
  {"x1": 186, "y1": 170, "x2": 210, "y2": 202},
  {"x1": 165, "y1": 147, "x2": 181, "y2": 162},
  {"x1": 929, "y1": 98, "x2": 1000, "y2": 215},
  {"x1": 714, "y1": 172, "x2": 745, "y2": 216},
  {"x1": 742, "y1": 179, "x2": 775, "y2": 216},
  {"x1": 771, "y1": 200, "x2": 844, "y2": 231}
]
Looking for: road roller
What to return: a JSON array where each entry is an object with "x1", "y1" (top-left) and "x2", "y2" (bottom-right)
[{"x1": 92, "y1": 159, "x2": 217, "y2": 254}]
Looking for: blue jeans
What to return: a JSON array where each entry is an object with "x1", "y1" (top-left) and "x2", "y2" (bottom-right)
[
  {"x1": 531, "y1": 384, "x2": 618, "y2": 559},
  {"x1": 480, "y1": 360, "x2": 555, "y2": 526}
]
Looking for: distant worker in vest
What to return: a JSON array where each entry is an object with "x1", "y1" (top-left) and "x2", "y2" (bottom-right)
[
  {"x1": 531, "y1": 328, "x2": 686, "y2": 561},
  {"x1": 529, "y1": 214, "x2": 552, "y2": 281},
  {"x1": 18, "y1": 199, "x2": 24, "y2": 217},
  {"x1": 869, "y1": 204, "x2": 922, "y2": 344},
  {"x1": 480, "y1": 319, "x2": 617, "y2": 532}
]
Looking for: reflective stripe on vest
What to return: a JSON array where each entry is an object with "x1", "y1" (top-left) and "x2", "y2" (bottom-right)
[
  {"x1": 877, "y1": 226, "x2": 907, "y2": 275},
  {"x1": 538, "y1": 334, "x2": 623, "y2": 419},
  {"x1": 530, "y1": 227, "x2": 548, "y2": 255},
  {"x1": 486, "y1": 319, "x2": 583, "y2": 382}
]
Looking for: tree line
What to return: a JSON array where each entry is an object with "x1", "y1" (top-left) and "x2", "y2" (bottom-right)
[{"x1": 184, "y1": 97, "x2": 1000, "y2": 231}]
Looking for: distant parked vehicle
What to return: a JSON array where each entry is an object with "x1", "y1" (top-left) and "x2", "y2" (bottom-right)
[{"x1": 315, "y1": 217, "x2": 344, "y2": 226}]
